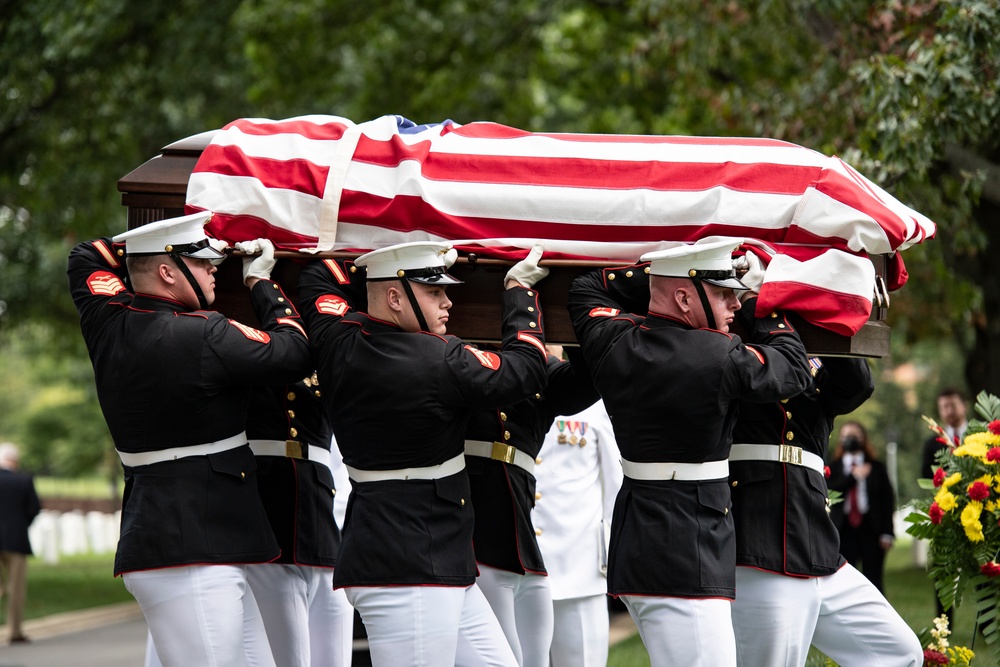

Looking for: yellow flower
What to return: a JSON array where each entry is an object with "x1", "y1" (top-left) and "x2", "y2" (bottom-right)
[
  {"x1": 948, "y1": 645, "x2": 975, "y2": 665},
  {"x1": 987, "y1": 500, "x2": 999, "y2": 513},
  {"x1": 935, "y1": 489, "x2": 957, "y2": 512},
  {"x1": 961, "y1": 501, "x2": 985, "y2": 542},
  {"x1": 964, "y1": 431, "x2": 1000, "y2": 448},
  {"x1": 943, "y1": 472, "x2": 963, "y2": 489},
  {"x1": 953, "y1": 440, "x2": 989, "y2": 459}
]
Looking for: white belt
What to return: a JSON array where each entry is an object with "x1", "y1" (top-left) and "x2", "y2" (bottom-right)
[
  {"x1": 729, "y1": 444, "x2": 825, "y2": 474},
  {"x1": 345, "y1": 453, "x2": 466, "y2": 483},
  {"x1": 464, "y1": 440, "x2": 535, "y2": 474},
  {"x1": 116, "y1": 432, "x2": 248, "y2": 467},
  {"x1": 620, "y1": 457, "x2": 729, "y2": 481},
  {"x1": 248, "y1": 439, "x2": 332, "y2": 470}
]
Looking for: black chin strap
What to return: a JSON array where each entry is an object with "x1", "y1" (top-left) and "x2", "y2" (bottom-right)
[
  {"x1": 170, "y1": 253, "x2": 209, "y2": 310},
  {"x1": 400, "y1": 279, "x2": 430, "y2": 332},
  {"x1": 692, "y1": 279, "x2": 717, "y2": 330}
]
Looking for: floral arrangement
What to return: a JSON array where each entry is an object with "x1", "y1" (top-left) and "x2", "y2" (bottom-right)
[
  {"x1": 918, "y1": 614, "x2": 975, "y2": 666},
  {"x1": 907, "y1": 391, "x2": 1000, "y2": 662}
]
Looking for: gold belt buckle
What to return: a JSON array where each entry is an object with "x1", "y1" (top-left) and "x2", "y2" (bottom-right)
[
  {"x1": 778, "y1": 444, "x2": 802, "y2": 465},
  {"x1": 491, "y1": 441, "x2": 517, "y2": 465},
  {"x1": 285, "y1": 440, "x2": 304, "y2": 459}
]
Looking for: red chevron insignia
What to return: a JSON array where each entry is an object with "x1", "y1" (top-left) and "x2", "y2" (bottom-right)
[
  {"x1": 87, "y1": 271, "x2": 126, "y2": 297},
  {"x1": 316, "y1": 295, "x2": 349, "y2": 316},
  {"x1": 228, "y1": 320, "x2": 271, "y2": 344}
]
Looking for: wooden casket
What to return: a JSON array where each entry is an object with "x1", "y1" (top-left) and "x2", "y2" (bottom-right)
[{"x1": 118, "y1": 131, "x2": 892, "y2": 357}]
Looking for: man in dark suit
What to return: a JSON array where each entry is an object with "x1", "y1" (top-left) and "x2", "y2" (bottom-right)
[
  {"x1": 0, "y1": 442, "x2": 41, "y2": 644},
  {"x1": 921, "y1": 388, "x2": 968, "y2": 479}
]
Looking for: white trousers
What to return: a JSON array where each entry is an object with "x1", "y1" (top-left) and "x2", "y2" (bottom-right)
[
  {"x1": 622, "y1": 595, "x2": 736, "y2": 667},
  {"x1": 550, "y1": 595, "x2": 609, "y2": 667},
  {"x1": 126, "y1": 565, "x2": 266, "y2": 667},
  {"x1": 246, "y1": 563, "x2": 354, "y2": 667},
  {"x1": 732, "y1": 565, "x2": 923, "y2": 667},
  {"x1": 476, "y1": 565, "x2": 554, "y2": 667},
  {"x1": 345, "y1": 584, "x2": 517, "y2": 667},
  {"x1": 143, "y1": 579, "x2": 275, "y2": 667}
]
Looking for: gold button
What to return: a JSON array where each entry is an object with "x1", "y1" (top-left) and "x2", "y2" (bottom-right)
[
  {"x1": 608, "y1": 273, "x2": 616, "y2": 280},
  {"x1": 526, "y1": 291, "x2": 534, "y2": 297},
  {"x1": 278, "y1": 297, "x2": 285, "y2": 303},
  {"x1": 786, "y1": 431, "x2": 794, "y2": 441},
  {"x1": 731, "y1": 480, "x2": 739, "y2": 487},
  {"x1": 314, "y1": 390, "x2": 321, "y2": 397},
  {"x1": 644, "y1": 266, "x2": 650, "y2": 274},
  {"x1": 535, "y1": 457, "x2": 543, "y2": 465},
  {"x1": 331, "y1": 488, "x2": 336, "y2": 496},
  {"x1": 500, "y1": 412, "x2": 508, "y2": 421},
  {"x1": 780, "y1": 398, "x2": 788, "y2": 404},
  {"x1": 811, "y1": 367, "x2": 818, "y2": 377},
  {"x1": 816, "y1": 388, "x2": 821, "y2": 394},
  {"x1": 626, "y1": 270, "x2": 633, "y2": 278},
  {"x1": 535, "y1": 393, "x2": 541, "y2": 399},
  {"x1": 688, "y1": 269, "x2": 697, "y2": 277},
  {"x1": 771, "y1": 312, "x2": 778, "y2": 318},
  {"x1": 535, "y1": 492, "x2": 542, "y2": 501},
  {"x1": 285, "y1": 308, "x2": 293, "y2": 315},
  {"x1": 785, "y1": 411, "x2": 792, "y2": 420},
  {"x1": 528, "y1": 307, "x2": 535, "y2": 312},
  {"x1": 272, "y1": 284, "x2": 279, "y2": 289},
  {"x1": 287, "y1": 392, "x2": 296, "y2": 401},
  {"x1": 529, "y1": 322, "x2": 536, "y2": 328},
  {"x1": 287, "y1": 410, "x2": 296, "y2": 419},
  {"x1": 165, "y1": 244, "x2": 173, "y2": 253},
  {"x1": 240, "y1": 472, "x2": 246, "y2": 480},
  {"x1": 724, "y1": 507, "x2": 729, "y2": 515},
  {"x1": 350, "y1": 266, "x2": 357, "y2": 273},
  {"x1": 504, "y1": 430, "x2": 511, "y2": 440},
  {"x1": 397, "y1": 269, "x2": 406, "y2": 277},
  {"x1": 777, "y1": 323, "x2": 786, "y2": 329},
  {"x1": 461, "y1": 498, "x2": 466, "y2": 506},
  {"x1": 535, "y1": 528, "x2": 543, "y2": 536},
  {"x1": 116, "y1": 248, "x2": 124, "y2": 256},
  {"x1": 290, "y1": 427, "x2": 299, "y2": 437}
]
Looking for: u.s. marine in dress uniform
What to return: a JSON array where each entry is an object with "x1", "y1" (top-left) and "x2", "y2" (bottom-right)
[
  {"x1": 464, "y1": 347, "x2": 599, "y2": 667},
  {"x1": 729, "y1": 349, "x2": 922, "y2": 666},
  {"x1": 296, "y1": 242, "x2": 550, "y2": 667},
  {"x1": 245, "y1": 374, "x2": 354, "y2": 667},
  {"x1": 67, "y1": 213, "x2": 312, "y2": 667},
  {"x1": 567, "y1": 238, "x2": 812, "y2": 667}
]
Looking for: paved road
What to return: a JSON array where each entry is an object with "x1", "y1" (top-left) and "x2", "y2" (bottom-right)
[
  {"x1": 0, "y1": 604, "x2": 147, "y2": 667},
  {"x1": 0, "y1": 601, "x2": 637, "y2": 666}
]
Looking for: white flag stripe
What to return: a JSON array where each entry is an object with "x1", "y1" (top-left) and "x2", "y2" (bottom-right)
[{"x1": 765, "y1": 252, "x2": 875, "y2": 301}]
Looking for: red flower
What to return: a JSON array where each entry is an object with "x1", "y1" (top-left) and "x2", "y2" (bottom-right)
[
  {"x1": 981, "y1": 561, "x2": 1000, "y2": 577},
  {"x1": 929, "y1": 502, "x2": 944, "y2": 525},
  {"x1": 968, "y1": 481, "x2": 991, "y2": 501},
  {"x1": 936, "y1": 436, "x2": 950, "y2": 446},
  {"x1": 989, "y1": 420, "x2": 1000, "y2": 435},
  {"x1": 923, "y1": 648, "x2": 949, "y2": 664},
  {"x1": 989, "y1": 447, "x2": 1000, "y2": 462},
  {"x1": 933, "y1": 468, "x2": 947, "y2": 487},
  {"x1": 823, "y1": 465, "x2": 830, "y2": 479}
]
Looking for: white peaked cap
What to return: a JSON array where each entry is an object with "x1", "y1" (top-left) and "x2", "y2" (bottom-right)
[
  {"x1": 640, "y1": 237, "x2": 748, "y2": 289},
  {"x1": 356, "y1": 241, "x2": 462, "y2": 285},
  {"x1": 112, "y1": 211, "x2": 223, "y2": 260}
]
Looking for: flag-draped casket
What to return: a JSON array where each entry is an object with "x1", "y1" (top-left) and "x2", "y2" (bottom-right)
[{"x1": 118, "y1": 114, "x2": 936, "y2": 352}]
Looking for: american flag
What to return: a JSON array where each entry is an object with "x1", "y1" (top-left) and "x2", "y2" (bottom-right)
[{"x1": 185, "y1": 114, "x2": 935, "y2": 335}]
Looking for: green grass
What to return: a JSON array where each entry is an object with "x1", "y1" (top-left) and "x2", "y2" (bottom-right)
[
  {"x1": 0, "y1": 552, "x2": 131, "y2": 625},
  {"x1": 608, "y1": 542, "x2": 990, "y2": 666},
  {"x1": 35, "y1": 476, "x2": 119, "y2": 499}
]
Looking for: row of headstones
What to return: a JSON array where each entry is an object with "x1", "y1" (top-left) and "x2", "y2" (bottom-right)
[{"x1": 28, "y1": 510, "x2": 120, "y2": 563}]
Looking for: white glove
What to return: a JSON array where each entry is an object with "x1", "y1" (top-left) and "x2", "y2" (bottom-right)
[
  {"x1": 733, "y1": 252, "x2": 765, "y2": 293},
  {"x1": 236, "y1": 239, "x2": 276, "y2": 285},
  {"x1": 208, "y1": 238, "x2": 229, "y2": 266},
  {"x1": 505, "y1": 244, "x2": 549, "y2": 288},
  {"x1": 442, "y1": 247, "x2": 458, "y2": 268}
]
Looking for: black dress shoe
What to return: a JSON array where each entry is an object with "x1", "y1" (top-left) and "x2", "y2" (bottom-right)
[{"x1": 9, "y1": 634, "x2": 30, "y2": 643}]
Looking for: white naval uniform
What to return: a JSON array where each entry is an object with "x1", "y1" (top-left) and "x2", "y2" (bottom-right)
[{"x1": 534, "y1": 401, "x2": 622, "y2": 667}]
